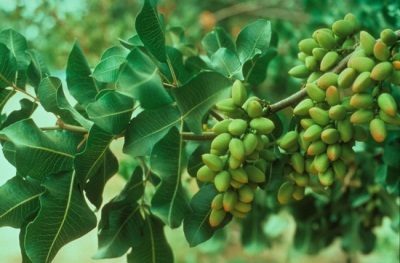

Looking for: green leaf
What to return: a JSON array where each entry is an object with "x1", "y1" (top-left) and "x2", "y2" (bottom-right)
[
  {"x1": 92, "y1": 46, "x2": 129, "y2": 83},
  {"x1": 135, "y1": 0, "x2": 166, "y2": 62},
  {"x1": 74, "y1": 125, "x2": 115, "y2": 188},
  {"x1": 0, "y1": 29, "x2": 29, "y2": 88},
  {"x1": 236, "y1": 19, "x2": 272, "y2": 63},
  {"x1": 0, "y1": 29, "x2": 28, "y2": 65},
  {"x1": 210, "y1": 48, "x2": 243, "y2": 79},
  {"x1": 157, "y1": 46, "x2": 191, "y2": 85},
  {"x1": 0, "y1": 119, "x2": 80, "y2": 180},
  {"x1": 0, "y1": 42, "x2": 17, "y2": 89},
  {"x1": 171, "y1": 72, "x2": 231, "y2": 134},
  {"x1": 127, "y1": 214, "x2": 174, "y2": 263},
  {"x1": 38, "y1": 76, "x2": 93, "y2": 130},
  {"x1": 0, "y1": 98, "x2": 37, "y2": 130},
  {"x1": 185, "y1": 56, "x2": 209, "y2": 75},
  {"x1": 66, "y1": 40, "x2": 101, "y2": 106},
  {"x1": 1, "y1": 141, "x2": 16, "y2": 167},
  {"x1": 0, "y1": 176, "x2": 43, "y2": 228},
  {"x1": 85, "y1": 149, "x2": 118, "y2": 208},
  {"x1": 87, "y1": 92, "x2": 134, "y2": 135},
  {"x1": 117, "y1": 48, "x2": 172, "y2": 110},
  {"x1": 94, "y1": 166, "x2": 145, "y2": 259},
  {"x1": 150, "y1": 126, "x2": 190, "y2": 228},
  {"x1": 187, "y1": 142, "x2": 211, "y2": 178},
  {"x1": 24, "y1": 171, "x2": 97, "y2": 263},
  {"x1": 19, "y1": 210, "x2": 38, "y2": 263},
  {"x1": 183, "y1": 184, "x2": 232, "y2": 247},
  {"x1": 241, "y1": 204, "x2": 269, "y2": 254},
  {"x1": 382, "y1": 136, "x2": 400, "y2": 167},
  {"x1": 26, "y1": 49, "x2": 50, "y2": 91},
  {"x1": 118, "y1": 35, "x2": 143, "y2": 50},
  {"x1": 123, "y1": 104, "x2": 181, "y2": 157},
  {"x1": 202, "y1": 27, "x2": 236, "y2": 58},
  {"x1": 242, "y1": 49, "x2": 278, "y2": 85},
  {"x1": 0, "y1": 89, "x2": 15, "y2": 113}
]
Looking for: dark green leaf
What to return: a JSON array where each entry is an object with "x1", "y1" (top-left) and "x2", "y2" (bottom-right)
[
  {"x1": 66, "y1": 40, "x2": 101, "y2": 106},
  {"x1": 87, "y1": 92, "x2": 134, "y2": 135},
  {"x1": 25, "y1": 171, "x2": 97, "y2": 263},
  {"x1": 202, "y1": 27, "x2": 236, "y2": 58},
  {"x1": 92, "y1": 46, "x2": 129, "y2": 83},
  {"x1": 38, "y1": 76, "x2": 93, "y2": 130},
  {"x1": 241, "y1": 205, "x2": 269, "y2": 254},
  {"x1": 242, "y1": 49, "x2": 278, "y2": 85},
  {"x1": 236, "y1": 19, "x2": 272, "y2": 63},
  {"x1": 135, "y1": 0, "x2": 167, "y2": 62},
  {"x1": 0, "y1": 43, "x2": 17, "y2": 89},
  {"x1": 26, "y1": 49, "x2": 50, "y2": 91},
  {"x1": 123, "y1": 104, "x2": 181, "y2": 157},
  {"x1": 0, "y1": 29, "x2": 29, "y2": 88},
  {"x1": 269, "y1": 113, "x2": 284, "y2": 139},
  {"x1": 94, "y1": 166, "x2": 145, "y2": 259},
  {"x1": 187, "y1": 142, "x2": 211, "y2": 178},
  {"x1": 0, "y1": 119, "x2": 80, "y2": 179},
  {"x1": 118, "y1": 35, "x2": 143, "y2": 50},
  {"x1": 0, "y1": 176, "x2": 43, "y2": 228},
  {"x1": 117, "y1": 48, "x2": 172, "y2": 109},
  {"x1": 127, "y1": 214, "x2": 174, "y2": 263},
  {"x1": 382, "y1": 136, "x2": 400, "y2": 167},
  {"x1": 1, "y1": 140, "x2": 16, "y2": 167},
  {"x1": 171, "y1": 72, "x2": 231, "y2": 134},
  {"x1": 158, "y1": 46, "x2": 191, "y2": 85},
  {"x1": 85, "y1": 149, "x2": 118, "y2": 208},
  {"x1": 183, "y1": 184, "x2": 232, "y2": 247},
  {"x1": 0, "y1": 89, "x2": 15, "y2": 113},
  {"x1": 0, "y1": 99, "x2": 37, "y2": 130},
  {"x1": 210, "y1": 48, "x2": 243, "y2": 79},
  {"x1": 19, "y1": 210, "x2": 38, "y2": 263},
  {"x1": 150, "y1": 127, "x2": 190, "y2": 228},
  {"x1": 185, "y1": 56, "x2": 208, "y2": 75},
  {"x1": 74, "y1": 125, "x2": 115, "y2": 191}
]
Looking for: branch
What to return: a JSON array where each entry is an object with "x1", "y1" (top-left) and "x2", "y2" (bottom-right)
[
  {"x1": 40, "y1": 123, "x2": 87, "y2": 133},
  {"x1": 182, "y1": 132, "x2": 217, "y2": 141}
]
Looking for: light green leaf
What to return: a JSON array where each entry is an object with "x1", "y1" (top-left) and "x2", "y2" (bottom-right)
[
  {"x1": 0, "y1": 89, "x2": 15, "y2": 112},
  {"x1": 66, "y1": 40, "x2": 101, "y2": 106},
  {"x1": 92, "y1": 46, "x2": 129, "y2": 83},
  {"x1": 123, "y1": 105, "x2": 181, "y2": 157},
  {"x1": 202, "y1": 27, "x2": 236, "y2": 58},
  {"x1": 150, "y1": 126, "x2": 190, "y2": 228},
  {"x1": 236, "y1": 19, "x2": 271, "y2": 63},
  {"x1": 117, "y1": 47, "x2": 172, "y2": 110},
  {"x1": 26, "y1": 49, "x2": 50, "y2": 91},
  {"x1": 127, "y1": 214, "x2": 174, "y2": 263},
  {"x1": 210, "y1": 48, "x2": 243, "y2": 79},
  {"x1": 0, "y1": 98, "x2": 37, "y2": 130},
  {"x1": 74, "y1": 124, "x2": 115, "y2": 186},
  {"x1": 87, "y1": 92, "x2": 134, "y2": 135},
  {"x1": 25, "y1": 171, "x2": 97, "y2": 263},
  {"x1": 0, "y1": 176, "x2": 43, "y2": 228},
  {"x1": 135, "y1": 0, "x2": 166, "y2": 62},
  {"x1": 0, "y1": 119, "x2": 81, "y2": 180},
  {"x1": 171, "y1": 72, "x2": 231, "y2": 134},
  {"x1": 183, "y1": 184, "x2": 232, "y2": 247},
  {"x1": 0, "y1": 42, "x2": 17, "y2": 89},
  {"x1": 38, "y1": 76, "x2": 93, "y2": 130},
  {"x1": 94, "y1": 167, "x2": 145, "y2": 259},
  {"x1": 118, "y1": 35, "x2": 143, "y2": 50}
]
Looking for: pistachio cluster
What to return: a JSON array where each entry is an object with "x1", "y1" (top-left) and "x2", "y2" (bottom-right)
[
  {"x1": 197, "y1": 80, "x2": 276, "y2": 227},
  {"x1": 278, "y1": 13, "x2": 399, "y2": 204}
]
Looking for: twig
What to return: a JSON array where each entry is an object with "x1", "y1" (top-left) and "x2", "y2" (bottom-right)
[{"x1": 40, "y1": 123, "x2": 87, "y2": 133}]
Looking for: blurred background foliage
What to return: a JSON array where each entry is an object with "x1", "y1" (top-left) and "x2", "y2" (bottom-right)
[{"x1": 0, "y1": 0, "x2": 399, "y2": 262}]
